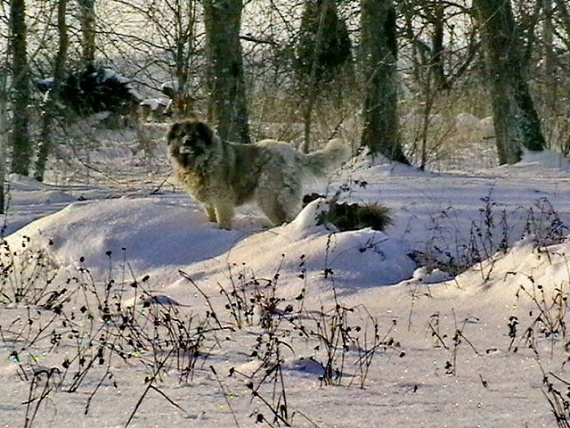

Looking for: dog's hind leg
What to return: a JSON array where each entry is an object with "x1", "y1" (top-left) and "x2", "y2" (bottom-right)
[
  {"x1": 259, "y1": 200, "x2": 288, "y2": 226},
  {"x1": 257, "y1": 186, "x2": 300, "y2": 226}
]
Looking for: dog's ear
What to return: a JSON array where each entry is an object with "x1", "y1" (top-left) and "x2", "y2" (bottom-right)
[
  {"x1": 195, "y1": 121, "x2": 215, "y2": 145},
  {"x1": 166, "y1": 122, "x2": 181, "y2": 145}
]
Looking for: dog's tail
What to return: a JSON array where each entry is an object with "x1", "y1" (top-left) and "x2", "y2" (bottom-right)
[{"x1": 302, "y1": 139, "x2": 351, "y2": 175}]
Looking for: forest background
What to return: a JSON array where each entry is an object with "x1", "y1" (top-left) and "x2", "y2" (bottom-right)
[{"x1": 0, "y1": 0, "x2": 569, "y2": 209}]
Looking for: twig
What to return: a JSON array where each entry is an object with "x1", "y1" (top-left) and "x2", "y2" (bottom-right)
[{"x1": 210, "y1": 366, "x2": 241, "y2": 428}]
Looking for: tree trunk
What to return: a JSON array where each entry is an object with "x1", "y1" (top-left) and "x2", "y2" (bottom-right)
[
  {"x1": 296, "y1": 0, "x2": 353, "y2": 152},
  {"x1": 430, "y1": 1, "x2": 449, "y2": 90},
  {"x1": 173, "y1": 1, "x2": 197, "y2": 117},
  {"x1": 35, "y1": 0, "x2": 69, "y2": 182},
  {"x1": 78, "y1": 0, "x2": 96, "y2": 67},
  {"x1": 542, "y1": 0, "x2": 556, "y2": 100},
  {"x1": 360, "y1": 0, "x2": 409, "y2": 164},
  {"x1": 542, "y1": 0, "x2": 554, "y2": 75},
  {"x1": 203, "y1": 0, "x2": 250, "y2": 144},
  {"x1": 554, "y1": 0, "x2": 570, "y2": 50},
  {"x1": 0, "y1": 63, "x2": 7, "y2": 214},
  {"x1": 301, "y1": 0, "x2": 331, "y2": 153},
  {"x1": 473, "y1": 0, "x2": 545, "y2": 164},
  {"x1": 9, "y1": 0, "x2": 32, "y2": 176}
]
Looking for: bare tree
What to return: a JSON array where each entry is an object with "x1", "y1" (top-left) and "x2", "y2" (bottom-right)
[
  {"x1": 474, "y1": 0, "x2": 545, "y2": 164},
  {"x1": 203, "y1": 0, "x2": 250, "y2": 143},
  {"x1": 360, "y1": 0, "x2": 409, "y2": 163},
  {"x1": 35, "y1": 0, "x2": 69, "y2": 182},
  {"x1": 77, "y1": 0, "x2": 96, "y2": 67},
  {"x1": 296, "y1": 0, "x2": 352, "y2": 152},
  {"x1": 0, "y1": 1, "x2": 6, "y2": 212},
  {"x1": 296, "y1": 0, "x2": 351, "y2": 84},
  {"x1": 0, "y1": 62, "x2": 6, "y2": 214},
  {"x1": 541, "y1": 0, "x2": 555, "y2": 78},
  {"x1": 163, "y1": 0, "x2": 199, "y2": 116},
  {"x1": 110, "y1": 0, "x2": 200, "y2": 117},
  {"x1": 554, "y1": 0, "x2": 570, "y2": 48},
  {"x1": 9, "y1": 0, "x2": 31, "y2": 175}
]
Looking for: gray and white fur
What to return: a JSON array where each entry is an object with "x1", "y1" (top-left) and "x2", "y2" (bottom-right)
[{"x1": 167, "y1": 120, "x2": 350, "y2": 229}]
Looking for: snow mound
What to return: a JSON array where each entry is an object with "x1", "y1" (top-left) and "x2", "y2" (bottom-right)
[
  {"x1": 189, "y1": 200, "x2": 417, "y2": 289},
  {"x1": 4, "y1": 197, "x2": 243, "y2": 281},
  {"x1": 452, "y1": 236, "x2": 570, "y2": 296},
  {"x1": 519, "y1": 149, "x2": 570, "y2": 171},
  {"x1": 284, "y1": 357, "x2": 326, "y2": 376},
  {"x1": 4, "y1": 196, "x2": 415, "y2": 289},
  {"x1": 496, "y1": 149, "x2": 570, "y2": 177}
]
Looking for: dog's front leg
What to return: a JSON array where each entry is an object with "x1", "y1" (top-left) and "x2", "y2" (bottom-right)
[
  {"x1": 203, "y1": 203, "x2": 217, "y2": 223},
  {"x1": 214, "y1": 202, "x2": 235, "y2": 229}
]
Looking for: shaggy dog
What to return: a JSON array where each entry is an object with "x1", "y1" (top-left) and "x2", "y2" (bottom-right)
[{"x1": 167, "y1": 120, "x2": 350, "y2": 229}]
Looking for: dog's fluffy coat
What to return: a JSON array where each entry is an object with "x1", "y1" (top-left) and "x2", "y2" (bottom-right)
[{"x1": 167, "y1": 120, "x2": 349, "y2": 229}]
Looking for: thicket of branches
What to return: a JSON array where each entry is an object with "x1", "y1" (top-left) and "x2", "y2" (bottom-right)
[{"x1": 1, "y1": 0, "x2": 570, "y2": 205}]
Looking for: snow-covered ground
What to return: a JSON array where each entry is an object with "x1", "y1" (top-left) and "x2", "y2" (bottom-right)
[{"x1": 2, "y1": 131, "x2": 570, "y2": 427}]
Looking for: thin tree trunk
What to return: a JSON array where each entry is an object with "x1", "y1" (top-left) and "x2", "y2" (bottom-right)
[
  {"x1": 0, "y1": 65, "x2": 7, "y2": 214},
  {"x1": 35, "y1": 0, "x2": 69, "y2": 182},
  {"x1": 203, "y1": 0, "x2": 250, "y2": 144},
  {"x1": 174, "y1": 1, "x2": 197, "y2": 117},
  {"x1": 301, "y1": 0, "x2": 331, "y2": 153},
  {"x1": 554, "y1": 0, "x2": 570, "y2": 49},
  {"x1": 542, "y1": 0, "x2": 556, "y2": 91},
  {"x1": 78, "y1": 0, "x2": 96, "y2": 67},
  {"x1": 9, "y1": 0, "x2": 31, "y2": 176},
  {"x1": 542, "y1": 1, "x2": 552, "y2": 61},
  {"x1": 474, "y1": 0, "x2": 545, "y2": 164},
  {"x1": 430, "y1": 0, "x2": 449, "y2": 90},
  {"x1": 360, "y1": 0, "x2": 409, "y2": 164}
]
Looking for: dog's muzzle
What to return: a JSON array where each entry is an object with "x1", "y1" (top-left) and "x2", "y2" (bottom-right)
[{"x1": 179, "y1": 145, "x2": 193, "y2": 155}]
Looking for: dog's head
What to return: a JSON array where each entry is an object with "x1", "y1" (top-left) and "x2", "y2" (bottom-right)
[{"x1": 166, "y1": 120, "x2": 218, "y2": 168}]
